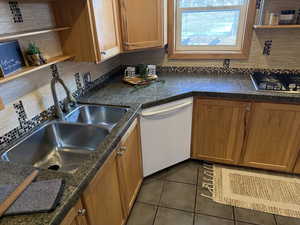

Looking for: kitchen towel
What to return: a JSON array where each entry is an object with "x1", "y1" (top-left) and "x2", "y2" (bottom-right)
[{"x1": 0, "y1": 179, "x2": 64, "y2": 216}]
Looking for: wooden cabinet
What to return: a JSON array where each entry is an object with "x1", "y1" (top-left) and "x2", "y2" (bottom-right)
[
  {"x1": 53, "y1": 0, "x2": 164, "y2": 62},
  {"x1": 192, "y1": 98, "x2": 251, "y2": 165},
  {"x1": 52, "y1": 0, "x2": 98, "y2": 62},
  {"x1": 293, "y1": 154, "x2": 300, "y2": 174},
  {"x1": 60, "y1": 199, "x2": 88, "y2": 225},
  {"x1": 242, "y1": 103, "x2": 300, "y2": 172},
  {"x1": 293, "y1": 152, "x2": 300, "y2": 174},
  {"x1": 119, "y1": 0, "x2": 164, "y2": 51},
  {"x1": 117, "y1": 119, "x2": 143, "y2": 216},
  {"x1": 53, "y1": 0, "x2": 121, "y2": 63},
  {"x1": 90, "y1": 0, "x2": 121, "y2": 62},
  {"x1": 64, "y1": 119, "x2": 143, "y2": 225},
  {"x1": 82, "y1": 150, "x2": 125, "y2": 225}
]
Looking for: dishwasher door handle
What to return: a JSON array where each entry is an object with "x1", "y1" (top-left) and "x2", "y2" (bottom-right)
[{"x1": 141, "y1": 101, "x2": 193, "y2": 117}]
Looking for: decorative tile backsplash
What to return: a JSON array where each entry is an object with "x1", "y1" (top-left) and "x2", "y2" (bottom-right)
[
  {"x1": 156, "y1": 65, "x2": 300, "y2": 75},
  {"x1": 13, "y1": 101, "x2": 27, "y2": 128},
  {"x1": 0, "y1": 106, "x2": 55, "y2": 149},
  {"x1": 9, "y1": 1, "x2": 23, "y2": 23},
  {"x1": 0, "y1": 65, "x2": 122, "y2": 150},
  {"x1": 223, "y1": 59, "x2": 230, "y2": 69},
  {"x1": 263, "y1": 40, "x2": 273, "y2": 56}
]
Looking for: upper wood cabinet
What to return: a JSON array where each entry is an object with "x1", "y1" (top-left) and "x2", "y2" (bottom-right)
[
  {"x1": 52, "y1": 0, "x2": 121, "y2": 63},
  {"x1": 117, "y1": 119, "x2": 143, "y2": 216},
  {"x1": 192, "y1": 98, "x2": 251, "y2": 165},
  {"x1": 60, "y1": 199, "x2": 88, "y2": 225},
  {"x1": 82, "y1": 150, "x2": 125, "y2": 225},
  {"x1": 52, "y1": 0, "x2": 98, "y2": 62},
  {"x1": 242, "y1": 103, "x2": 300, "y2": 172},
  {"x1": 90, "y1": 0, "x2": 121, "y2": 62},
  {"x1": 119, "y1": 0, "x2": 164, "y2": 51}
]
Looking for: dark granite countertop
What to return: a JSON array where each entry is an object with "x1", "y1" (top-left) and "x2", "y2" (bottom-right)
[
  {"x1": 81, "y1": 71, "x2": 300, "y2": 107},
  {"x1": 1, "y1": 70, "x2": 300, "y2": 225}
]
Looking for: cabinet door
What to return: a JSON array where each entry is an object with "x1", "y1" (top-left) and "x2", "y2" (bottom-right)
[
  {"x1": 60, "y1": 199, "x2": 88, "y2": 225},
  {"x1": 82, "y1": 151, "x2": 125, "y2": 225},
  {"x1": 117, "y1": 119, "x2": 143, "y2": 216},
  {"x1": 242, "y1": 103, "x2": 300, "y2": 172},
  {"x1": 192, "y1": 98, "x2": 251, "y2": 164},
  {"x1": 293, "y1": 154, "x2": 300, "y2": 174},
  {"x1": 90, "y1": 0, "x2": 121, "y2": 62},
  {"x1": 119, "y1": 0, "x2": 163, "y2": 51}
]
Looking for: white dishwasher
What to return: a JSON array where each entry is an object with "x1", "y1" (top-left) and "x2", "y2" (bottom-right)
[{"x1": 140, "y1": 97, "x2": 193, "y2": 177}]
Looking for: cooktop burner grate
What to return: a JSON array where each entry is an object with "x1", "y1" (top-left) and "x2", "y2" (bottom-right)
[{"x1": 250, "y1": 72, "x2": 300, "y2": 93}]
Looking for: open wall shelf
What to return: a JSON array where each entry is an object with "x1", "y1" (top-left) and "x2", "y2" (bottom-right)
[
  {"x1": 0, "y1": 55, "x2": 74, "y2": 84},
  {"x1": 254, "y1": 25, "x2": 300, "y2": 29},
  {"x1": 0, "y1": 27, "x2": 71, "y2": 42}
]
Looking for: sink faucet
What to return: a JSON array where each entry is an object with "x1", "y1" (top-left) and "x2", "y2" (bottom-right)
[{"x1": 51, "y1": 66, "x2": 77, "y2": 120}]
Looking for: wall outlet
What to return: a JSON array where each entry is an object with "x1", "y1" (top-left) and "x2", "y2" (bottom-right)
[{"x1": 0, "y1": 97, "x2": 4, "y2": 110}]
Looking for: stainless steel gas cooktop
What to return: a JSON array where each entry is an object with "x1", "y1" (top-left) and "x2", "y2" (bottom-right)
[{"x1": 250, "y1": 72, "x2": 300, "y2": 93}]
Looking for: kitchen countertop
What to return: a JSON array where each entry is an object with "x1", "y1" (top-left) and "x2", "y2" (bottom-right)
[
  {"x1": 1, "y1": 70, "x2": 300, "y2": 225},
  {"x1": 81, "y1": 71, "x2": 300, "y2": 107}
]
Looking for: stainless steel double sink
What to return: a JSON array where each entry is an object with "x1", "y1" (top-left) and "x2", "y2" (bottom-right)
[{"x1": 1, "y1": 105, "x2": 129, "y2": 173}]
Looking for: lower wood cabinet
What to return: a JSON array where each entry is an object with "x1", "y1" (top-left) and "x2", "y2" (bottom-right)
[
  {"x1": 117, "y1": 119, "x2": 143, "y2": 216},
  {"x1": 60, "y1": 199, "x2": 88, "y2": 225},
  {"x1": 192, "y1": 98, "x2": 300, "y2": 173},
  {"x1": 241, "y1": 102, "x2": 300, "y2": 172},
  {"x1": 63, "y1": 118, "x2": 143, "y2": 225},
  {"x1": 192, "y1": 98, "x2": 251, "y2": 164},
  {"x1": 82, "y1": 150, "x2": 126, "y2": 225},
  {"x1": 293, "y1": 154, "x2": 300, "y2": 174}
]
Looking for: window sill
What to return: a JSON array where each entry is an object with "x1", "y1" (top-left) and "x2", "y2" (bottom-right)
[{"x1": 168, "y1": 50, "x2": 249, "y2": 60}]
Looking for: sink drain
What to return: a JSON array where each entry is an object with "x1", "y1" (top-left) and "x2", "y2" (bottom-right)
[{"x1": 48, "y1": 164, "x2": 60, "y2": 171}]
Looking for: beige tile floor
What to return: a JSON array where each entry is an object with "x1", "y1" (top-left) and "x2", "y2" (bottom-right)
[{"x1": 126, "y1": 160, "x2": 300, "y2": 225}]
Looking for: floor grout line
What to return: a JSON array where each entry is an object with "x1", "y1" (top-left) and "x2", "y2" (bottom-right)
[
  {"x1": 152, "y1": 206, "x2": 159, "y2": 225},
  {"x1": 158, "y1": 205, "x2": 195, "y2": 214},
  {"x1": 233, "y1": 206, "x2": 237, "y2": 225},
  {"x1": 163, "y1": 178, "x2": 198, "y2": 186},
  {"x1": 151, "y1": 178, "x2": 167, "y2": 225},
  {"x1": 194, "y1": 211, "x2": 236, "y2": 222},
  {"x1": 273, "y1": 214, "x2": 278, "y2": 225},
  {"x1": 193, "y1": 166, "x2": 200, "y2": 225}
]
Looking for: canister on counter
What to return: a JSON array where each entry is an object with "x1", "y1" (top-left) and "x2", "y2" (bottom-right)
[{"x1": 279, "y1": 10, "x2": 297, "y2": 25}]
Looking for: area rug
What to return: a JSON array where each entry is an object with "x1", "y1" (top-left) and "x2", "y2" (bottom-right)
[{"x1": 201, "y1": 164, "x2": 300, "y2": 218}]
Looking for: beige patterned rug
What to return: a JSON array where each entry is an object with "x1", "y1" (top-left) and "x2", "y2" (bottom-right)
[{"x1": 202, "y1": 164, "x2": 300, "y2": 218}]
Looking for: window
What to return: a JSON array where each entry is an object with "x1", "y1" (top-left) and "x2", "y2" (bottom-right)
[{"x1": 168, "y1": 0, "x2": 256, "y2": 59}]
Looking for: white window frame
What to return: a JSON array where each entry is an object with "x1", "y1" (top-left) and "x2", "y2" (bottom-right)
[
  {"x1": 168, "y1": 0, "x2": 256, "y2": 59},
  {"x1": 175, "y1": 1, "x2": 248, "y2": 52}
]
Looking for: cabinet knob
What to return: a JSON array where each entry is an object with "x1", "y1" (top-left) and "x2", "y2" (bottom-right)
[
  {"x1": 78, "y1": 208, "x2": 86, "y2": 216},
  {"x1": 120, "y1": 146, "x2": 127, "y2": 151},
  {"x1": 117, "y1": 151, "x2": 124, "y2": 156}
]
